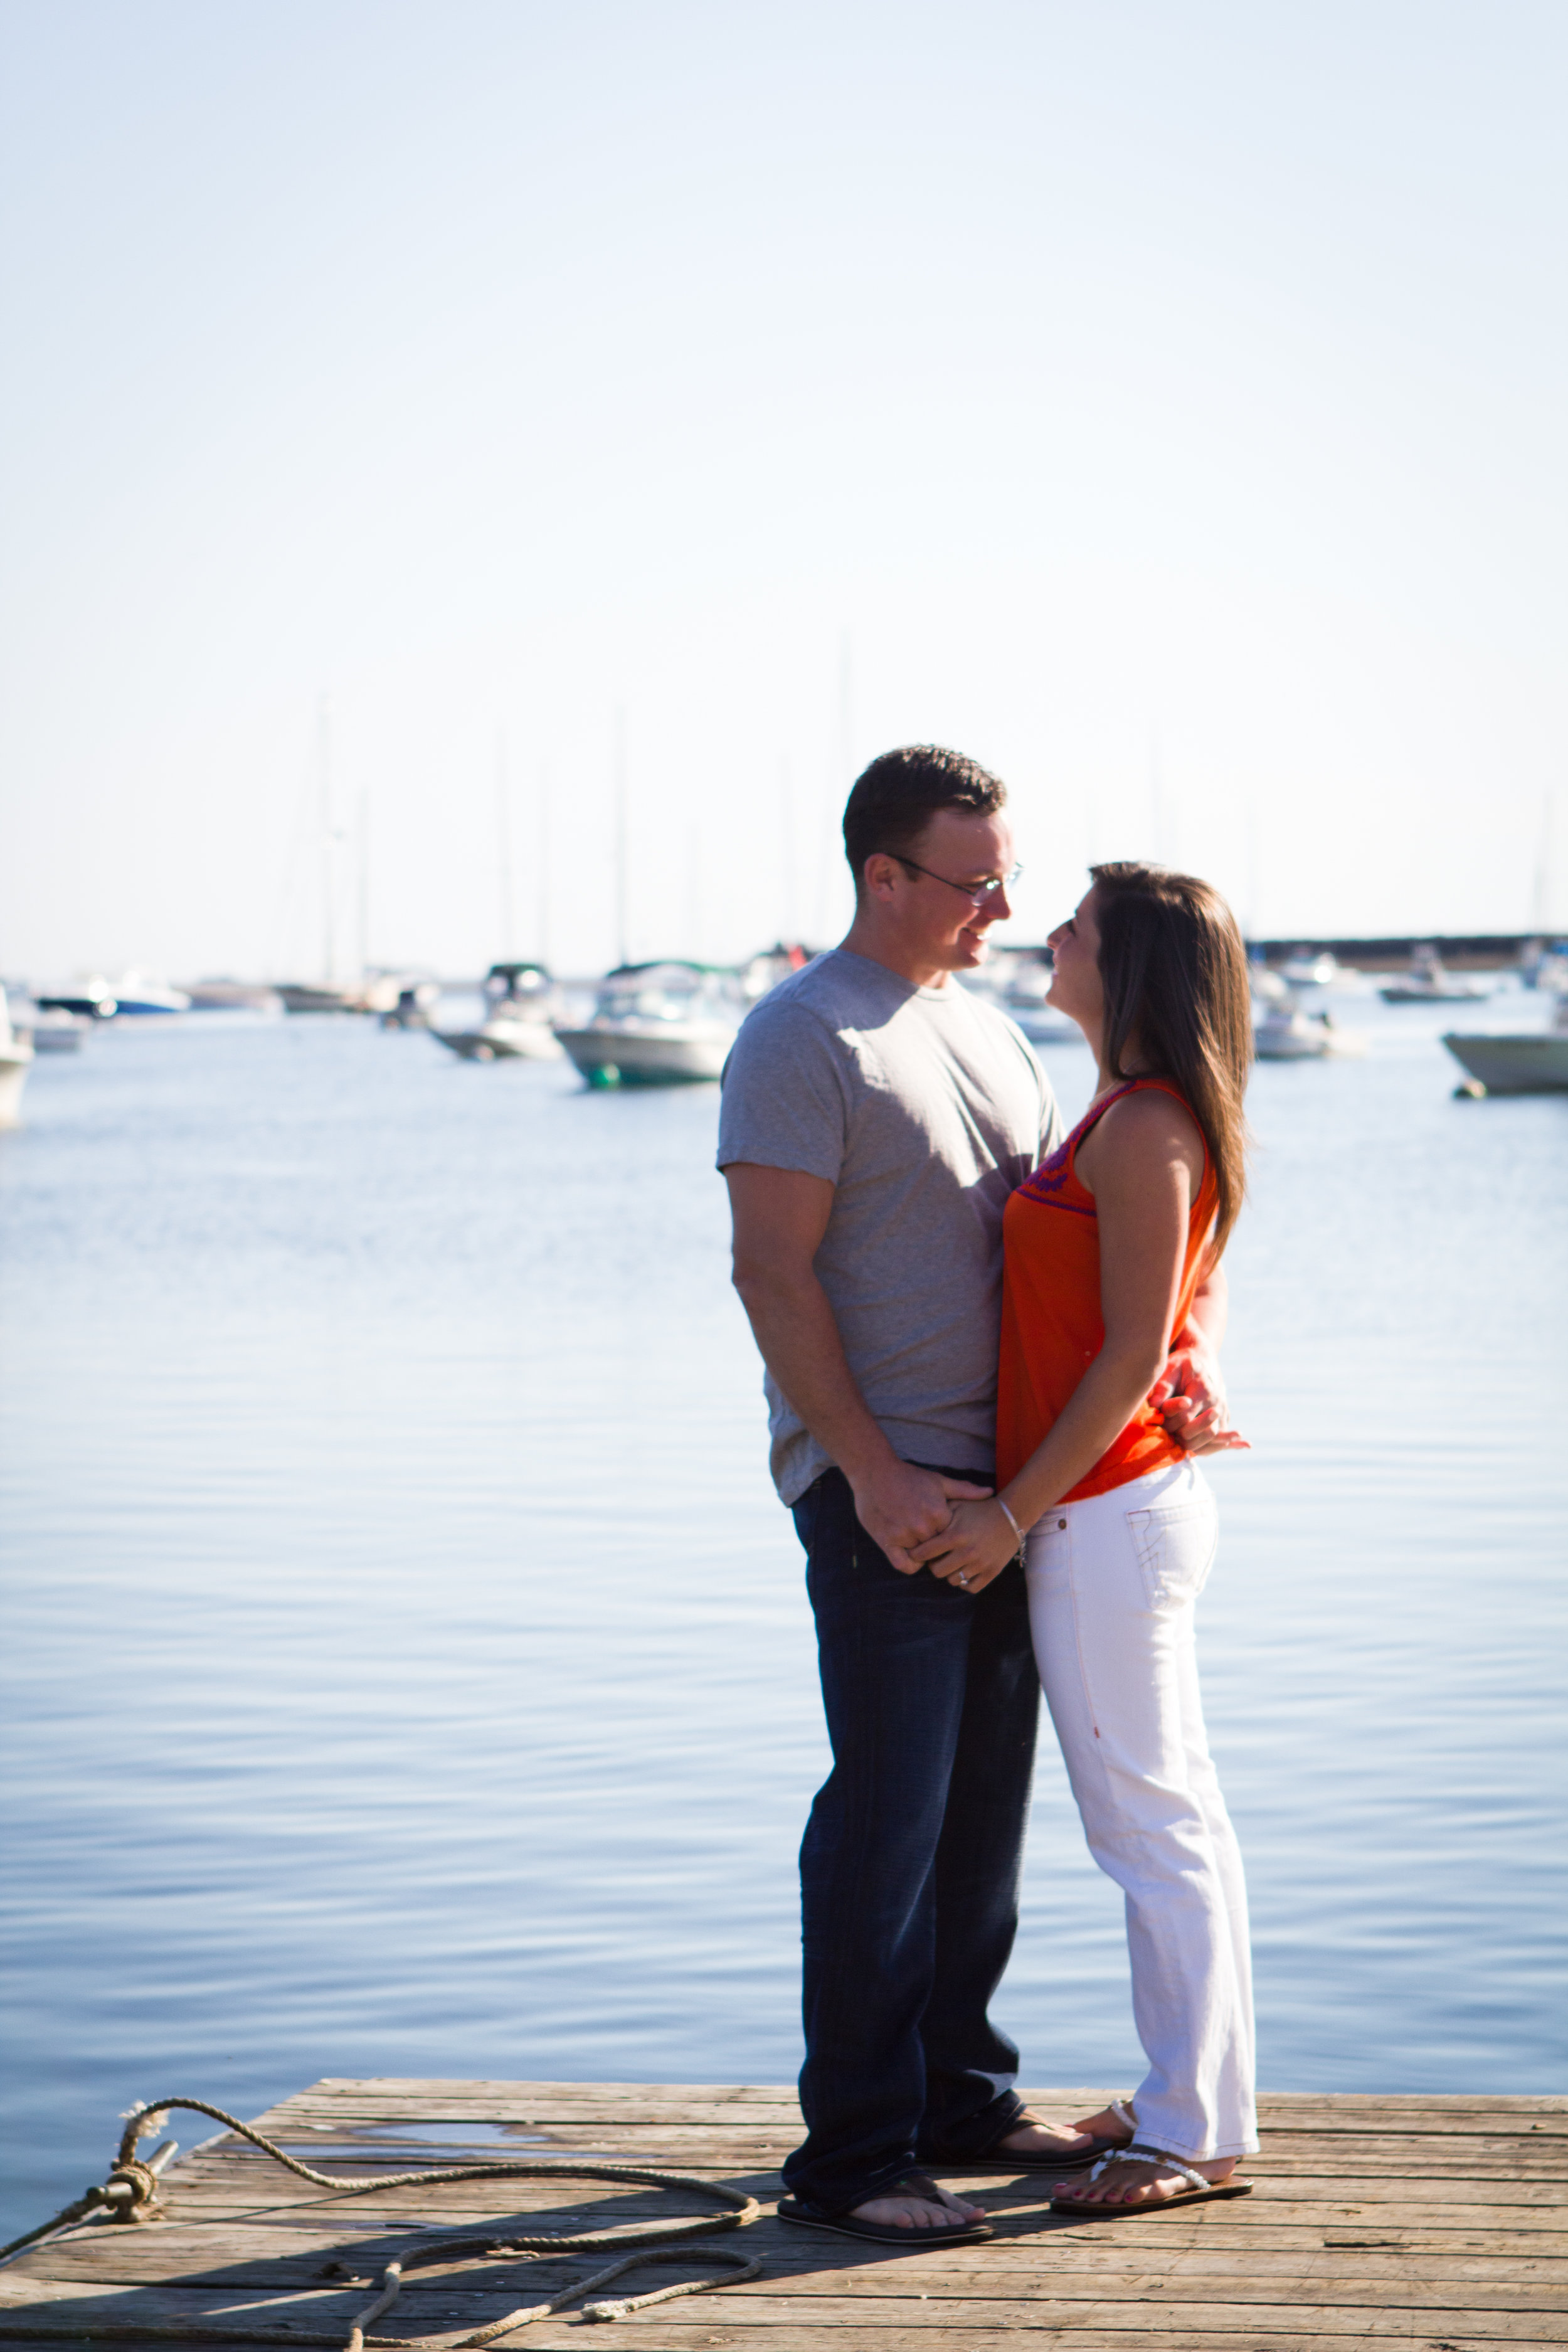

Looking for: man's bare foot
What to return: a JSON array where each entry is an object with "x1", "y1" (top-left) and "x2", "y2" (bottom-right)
[
  {"x1": 1069, "y1": 2103, "x2": 1136, "y2": 2146},
  {"x1": 1006, "y1": 2107, "x2": 1128, "y2": 2154},
  {"x1": 1060, "y1": 2150, "x2": 1237, "y2": 2207},
  {"x1": 849, "y1": 2180, "x2": 987, "y2": 2231}
]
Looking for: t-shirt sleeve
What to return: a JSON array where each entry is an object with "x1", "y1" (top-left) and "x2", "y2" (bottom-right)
[{"x1": 716, "y1": 997, "x2": 851, "y2": 1184}]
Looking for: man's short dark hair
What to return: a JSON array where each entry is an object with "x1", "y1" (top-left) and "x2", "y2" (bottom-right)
[{"x1": 842, "y1": 745, "x2": 1007, "y2": 898}]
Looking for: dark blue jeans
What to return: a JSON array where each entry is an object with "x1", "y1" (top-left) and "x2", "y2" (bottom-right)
[{"x1": 781, "y1": 1464, "x2": 1041, "y2": 2213}]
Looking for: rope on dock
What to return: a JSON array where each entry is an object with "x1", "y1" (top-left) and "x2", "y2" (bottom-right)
[
  {"x1": 351, "y1": 2246, "x2": 766, "y2": 2347},
  {"x1": 1, "y1": 2096, "x2": 766, "y2": 2341}
]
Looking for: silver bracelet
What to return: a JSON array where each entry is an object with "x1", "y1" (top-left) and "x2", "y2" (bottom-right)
[{"x1": 996, "y1": 1496, "x2": 1025, "y2": 1547}]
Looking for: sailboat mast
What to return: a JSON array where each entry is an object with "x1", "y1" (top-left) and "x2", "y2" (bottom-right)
[
  {"x1": 318, "y1": 697, "x2": 335, "y2": 986},
  {"x1": 495, "y1": 730, "x2": 516, "y2": 960},
  {"x1": 614, "y1": 707, "x2": 628, "y2": 968}
]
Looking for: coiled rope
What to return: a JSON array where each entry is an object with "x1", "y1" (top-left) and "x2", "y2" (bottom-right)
[{"x1": 0, "y1": 2097, "x2": 763, "y2": 2343}]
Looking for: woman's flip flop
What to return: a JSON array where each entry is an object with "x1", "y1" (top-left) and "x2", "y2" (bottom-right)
[
  {"x1": 777, "y1": 2171, "x2": 995, "y2": 2247},
  {"x1": 924, "y1": 2098, "x2": 1138, "y2": 2175},
  {"x1": 1050, "y1": 2144, "x2": 1254, "y2": 2219}
]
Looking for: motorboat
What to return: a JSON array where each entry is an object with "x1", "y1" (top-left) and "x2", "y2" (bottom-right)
[
  {"x1": 1254, "y1": 998, "x2": 1368, "y2": 1060},
  {"x1": 274, "y1": 982, "x2": 364, "y2": 1014},
  {"x1": 35, "y1": 978, "x2": 118, "y2": 1020},
  {"x1": 1443, "y1": 992, "x2": 1568, "y2": 1094},
  {"x1": 431, "y1": 964, "x2": 564, "y2": 1062},
  {"x1": 381, "y1": 981, "x2": 442, "y2": 1030},
  {"x1": 29, "y1": 1007, "x2": 88, "y2": 1051},
  {"x1": 184, "y1": 980, "x2": 285, "y2": 1014},
  {"x1": 109, "y1": 970, "x2": 193, "y2": 1015},
  {"x1": 1279, "y1": 948, "x2": 1344, "y2": 988},
  {"x1": 0, "y1": 987, "x2": 35, "y2": 1125},
  {"x1": 6, "y1": 991, "x2": 87, "y2": 1052},
  {"x1": 1380, "y1": 945, "x2": 1490, "y2": 1004},
  {"x1": 555, "y1": 961, "x2": 746, "y2": 1085}
]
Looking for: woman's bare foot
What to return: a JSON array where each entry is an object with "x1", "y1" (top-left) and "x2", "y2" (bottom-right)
[
  {"x1": 1061, "y1": 2150, "x2": 1237, "y2": 2208},
  {"x1": 849, "y1": 2179, "x2": 987, "y2": 2231}
]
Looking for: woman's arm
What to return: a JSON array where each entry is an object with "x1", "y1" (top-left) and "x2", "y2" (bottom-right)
[
  {"x1": 909, "y1": 1089, "x2": 1202, "y2": 1591},
  {"x1": 1153, "y1": 1259, "x2": 1248, "y2": 1454}
]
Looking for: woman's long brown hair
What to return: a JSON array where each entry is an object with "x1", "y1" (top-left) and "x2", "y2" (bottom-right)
[{"x1": 1089, "y1": 861, "x2": 1253, "y2": 1256}]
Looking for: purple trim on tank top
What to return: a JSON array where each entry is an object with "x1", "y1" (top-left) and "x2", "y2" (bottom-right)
[{"x1": 1015, "y1": 1079, "x2": 1146, "y2": 1210}]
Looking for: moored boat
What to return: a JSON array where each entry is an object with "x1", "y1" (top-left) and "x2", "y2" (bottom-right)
[
  {"x1": 1444, "y1": 992, "x2": 1568, "y2": 1094},
  {"x1": 1380, "y1": 945, "x2": 1491, "y2": 1004},
  {"x1": 0, "y1": 987, "x2": 36, "y2": 1125},
  {"x1": 555, "y1": 961, "x2": 744, "y2": 1085},
  {"x1": 1280, "y1": 948, "x2": 1345, "y2": 988},
  {"x1": 13, "y1": 997, "x2": 88, "y2": 1051},
  {"x1": 431, "y1": 964, "x2": 564, "y2": 1062},
  {"x1": 184, "y1": 980, "x2": 286, "y2": 1014},
  {"x1": 1254, "y1": 999, "x2": 1368, "y2": 1059},
  {"x1": 109, "y1": 970, "x2": 193, "y2": 1015},
  {"x1": 273, "y1": 982, "x2": 364, "y2": 1014}
]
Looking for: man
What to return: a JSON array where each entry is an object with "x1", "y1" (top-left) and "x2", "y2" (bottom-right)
[{"x1": 718, "y1": 747, "x2": 1227, "y2": 2244}]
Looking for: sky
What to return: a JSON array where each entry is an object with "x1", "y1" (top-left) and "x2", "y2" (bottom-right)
[{"x1": 1, "y1": 0, "x2": 1565, "y2": 982}]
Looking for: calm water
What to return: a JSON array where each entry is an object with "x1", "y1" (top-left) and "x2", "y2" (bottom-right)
[{"x1": 1, "y1": 993, "x2": 1565, "y2": 2237}]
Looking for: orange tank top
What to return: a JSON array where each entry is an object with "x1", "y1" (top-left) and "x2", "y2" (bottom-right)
[{"x1": 997, "y1": 1077, "x2": 1218, "y2": 1503}]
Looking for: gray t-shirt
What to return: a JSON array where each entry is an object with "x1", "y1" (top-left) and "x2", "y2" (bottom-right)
[{"x1": 716, "y1": 948, "x2": 1062, "y2": 1505}]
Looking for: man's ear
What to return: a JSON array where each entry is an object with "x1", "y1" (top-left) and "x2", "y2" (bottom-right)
[{"x1": 861, "y1": 852, "x2": 899, "y2": 904}]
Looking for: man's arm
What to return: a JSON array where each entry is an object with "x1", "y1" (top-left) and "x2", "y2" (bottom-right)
[{"x1": 723, "y1": 1162, "x2": 992, "y2": 1572}]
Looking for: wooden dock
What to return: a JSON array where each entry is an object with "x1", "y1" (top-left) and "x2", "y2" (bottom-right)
[{"x1": 2, "y1": 2079, "x2": 1565, "y2": 2349}]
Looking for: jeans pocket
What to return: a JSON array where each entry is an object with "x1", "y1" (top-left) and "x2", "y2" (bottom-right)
[{"x1": 1125, "y1": 1493, "x2": 1219, "y2": 1611}]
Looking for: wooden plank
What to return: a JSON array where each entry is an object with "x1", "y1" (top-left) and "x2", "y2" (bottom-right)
[
  {"x1": 6, "y1": 2082, "x2": 1565, "y2": 2352},
  {"x1": 4, "y1": 2285, "x2": 1567, "y2": 2341},
  {"x1": 18, "y1": 2247, "x2": 1568, "y2": 2312},
  {"x1": 24, "y1": 2215, "x2": 1568, "y2": 2274}
]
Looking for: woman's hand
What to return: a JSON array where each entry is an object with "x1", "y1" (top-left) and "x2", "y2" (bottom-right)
[{"x1": 908, "y1": 1498, "x2": 1022, "y2": 1595}]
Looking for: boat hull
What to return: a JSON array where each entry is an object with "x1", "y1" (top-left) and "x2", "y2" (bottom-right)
[
  {"x1": 555, "y1": 1027, "x2": 731, "y2": 1084},
  {"x1": 275, "y1": 984, "x2": 363, "y2": 1015},
  {"x1": 1442, "y1": 1034, "x2": 1568, "y2": 1094},
  {"x1": 1254, "y1": 1018, "x2": 1367, "y2": 1060},
  {"x1": 1380, "y1": 984, "x2": 1489, "y2": 1004},
  {"x1": 0, "y1": 1048, "x2": 33, "y2": 1127},
  {"x1": 435, "y1": 1019, "x2": 563, "y2": 1062}
]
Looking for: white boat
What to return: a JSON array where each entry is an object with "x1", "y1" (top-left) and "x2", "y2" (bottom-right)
[
  {"x1": 273, "y1": 982, "x2": 363, "y2": 1014},
  {"x1": 29, "y1": 1007, "x2": 88, "y2": 1051},
  {"x1": 1279, "y1": 949, "x2": 1344, "y2": 988},
  {"x1": 1254, "y1": 999, "x2": 1368, "y2": 1060},
  {"x1": 9, "y1": 993, "x2": 88, "y2": 1051},
  {"x1": 1380, "y1": 945, "x2": 1490, "y2": 1004},
  {"x1": 35, "y1": 978, "x2": 118, "y2": 1020},
  {"x1": 184, "y1": 980, "x2": 285, "y2": 1014},
  {"x1": 1443, "y1": 993, "x2": 1568, "y2": 1094},
  {"x1": 0, "y1": 987, "x2": 36, "y2": 1125},
  {"x1": 110, "y1": 970, "x2": 193, "y2": 1015},
  {"x1": 555, "y1": 961, "x2": 745, "y2": 1085},
  {"x1": 432, "y1": 964, "x2": 564, "y2": 1062}
]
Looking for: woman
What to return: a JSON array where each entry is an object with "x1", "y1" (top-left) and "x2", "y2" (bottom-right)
[{"x1": 911, "y1": 860, "x2": 1258, "y2": 2217}]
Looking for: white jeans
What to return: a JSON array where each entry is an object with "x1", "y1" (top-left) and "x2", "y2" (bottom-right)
[{"x1": 1025, "y1": 1456, "x2": 1258, "y2": 2161}]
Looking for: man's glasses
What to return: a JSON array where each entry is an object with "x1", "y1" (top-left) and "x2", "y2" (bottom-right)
[{"x1": 885, "y1": 854, "x2": 1023, "y2": 908}]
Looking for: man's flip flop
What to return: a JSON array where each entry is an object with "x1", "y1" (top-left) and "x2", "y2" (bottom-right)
[
  {"x1": 924, "y1": 2098, "x2": 1138, "y2": 2175},
  {"x1": 1050, "y1": 2144, "x2": 1254, "y2": 2219},
  {"x1": 777, "y1": 2171, "x2": 994, "y2": 2247}
]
